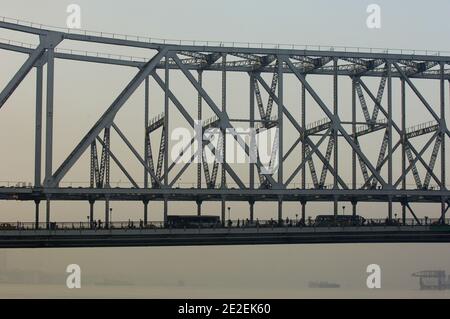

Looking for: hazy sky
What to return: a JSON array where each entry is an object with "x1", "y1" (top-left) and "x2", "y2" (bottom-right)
[{"x1": 0, "y1": 0, "x2": 449, "y2": 298}]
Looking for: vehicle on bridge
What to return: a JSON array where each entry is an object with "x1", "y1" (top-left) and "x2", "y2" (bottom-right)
[
  {"x1": 166, "y1": 215, "x2": 221, "y2": 228},
  {"x1": 314, "y1": 215, "x2": 366, "y2": 227}
]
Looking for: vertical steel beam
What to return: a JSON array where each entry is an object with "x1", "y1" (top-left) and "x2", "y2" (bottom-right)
[
  {"x1": 44, "y1": 47, "x2": 55, "y2": 186},
  {"x1": 89, "y1": 199, "x2": 95, "y2": 228},
  {"x1": 144, "y1": 76, "x2": 149, "y2": 189},
  {"x1": 196, "y1": 200, "x2": 202, "y2": 217},
  {"x1": 387, "y1": 61, "x2": 393, "y2": 220},
  {"x1": 144, "y1": 76, "x2": 150, "y2": 224},
  {"x1": 46, "y1": 199, "x2": 50, "y2": 229},
  {"x1": 250, "y1": 73, "x2": 255, "y2": 190},
  {"x1": 277, "y1": 57, "x2": 284, "y2": 222},
  {"x1": 221, "y1": 53, "x2": 227, "y2": 222},
  {"x1": 278, "y1": 196, "x2": 283, "y2": 223},
  {"x1": 301, "y1": 200, "x2": 306, "y2": 223},
  {"x1": 105, "y1": 197, "x2": 110, "y2": 228},
  {"x1": 277, "y1": 57, "x2": 284, "y2": 188},
  {"x1": 163, "y1": 56, "x2": 170, "y2": 225},
  {"x1": 34, "y1": 63, "x2": 43, "y2": 188},
  {"x1": 440, "y1": 63, "x2": 446, "y2": 222},
  {"x1": 197, "y1": 71, "x2": 203, "y2": 216},
  {"x1": 164, "y1": 57, "x2": 169, "y2": 188},
  {"x1": 221, "y1": 53, "x2": 227, "y2": 188},
  {"x1": 164, "y1": 197, "x2": 168, "y2": 225},
  {"x1": 301, "y1": 81, "x2": 306, "y2": 190},
  {"x1": 249, "y1": 200, "x2": 255, "y2": 222},
  {"x1": 401, "y1": 78, "x2": 406, "y2": 225},
  {"x1": 44, "y1": 48, "x2": 54, "y2": 228},
  {"x1": 352, "y1": 77, "x2": 357, "y2": 216},
  {"x1": 352, "y1": 201, "x2": 357, "y2": 217},
  {"x1": 352, "y1": 77, "x2": 356, "y2": 190},
  {"x1": 221, "y1": 197, "x2": 226, "y2": 224},
  {"x1": 104, "y1": 126, "x2": 111, "y2": 227},
  {"x1": 143, "y1": 200, "x2": 149, "y2": 225},
  {"x1": 333, "y1": 58, "x2": 338, "y2": 216},
  {"x1": 301, "y1": 80, "x2": 306, "y2": 221}
]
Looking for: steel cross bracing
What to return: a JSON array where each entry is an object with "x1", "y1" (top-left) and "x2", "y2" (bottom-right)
[{"x1": 0, "y1": 19, "x2": 449, "y2": 228}]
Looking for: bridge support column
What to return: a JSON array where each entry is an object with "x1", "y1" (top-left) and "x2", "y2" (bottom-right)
[
  {"x1": 34, "y1": 61, "x2": 43, "y2": 188},
  {"x1": 278, "y1": 197, "x2": 283, "y2": 223},
  {"x1": 401, "y1": 202, "x2": 406, "y2": 225},
  {"x1": 442, "y1": 198, "x2": 447, "y2": 224},
  {"x1": 44, "y1": 47, "x2": 55, "y2": 187},
  {"x1": 197, "y1": 200, "x2": 202, "y2": 216},
  {"x1": 89, "y1": 199, "x2": 95, "y2": 229},
  {"x1": 334, "y1": 196, "x2": 338, "y2": 216},
  {"x1": 143, "y1": 199, "x2": 149, "y2": 225},
  {"x1": 388, "y1": 196, "x2": 393, "y2": 220},
  {"x1": 163, "y1": 197, "x2": 168, "y2": 225},
  {"x1": 221, "y1": 197, "x2": 226, "y2": 224},
  {"x1": 301, "y1": 201, "x2": 306, "y2": 223},
  {"x1": 34, "y1": 200, "x2": 40, "y2": 229},
  {"x1": 105, "y1": 198, "x2": 110, "y2": 228},
  {"x1": 352, "y1": 201, "x2": 357, "y2": 217},
  {"x1": 45, "y1": 199, "x2": 51, "y2": 229},
  {"x1": 249, "y1": 200, "x2": 255, "y2": 222}
]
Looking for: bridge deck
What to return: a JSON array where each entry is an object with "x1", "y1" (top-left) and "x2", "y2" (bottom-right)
[{"x1": 1, "y1": 226, "x2": 449, "y2": 248}]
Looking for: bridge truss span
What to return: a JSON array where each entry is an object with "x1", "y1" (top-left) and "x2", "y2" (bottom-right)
[{"x1": 0, "y1": 18, "x2": 449, "y2": 229}]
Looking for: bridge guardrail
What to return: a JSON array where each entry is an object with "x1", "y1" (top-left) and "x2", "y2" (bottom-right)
[
  {"x1": 0, "y1": 218, "x2": 447, "y2": 232},
  {"x1": 1, "y1": 16, "x2": 449, "y2": 57}
]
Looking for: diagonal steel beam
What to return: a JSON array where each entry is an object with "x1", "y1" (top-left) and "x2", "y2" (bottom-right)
[
  {"x1": 362, "y1": 139, "x2": 401, "y2": 189},
  {"x1": 151, "y1": 71, "x2": 247, "y2": 189},
  {"x1": 284, "y1": 127, "x2": 331, "y2": 187},
  {"x1": 405, "y1": 203, "x2": 422, "y2": 225},
  {"x1": 394, "y1": 62, "x2": 450, "y2": 139},
  {"x1": 0, "y1": 42, "x2": 46, "y2": 109},
  {"x1": 254, "y1": 73, "x2": 348, "y2": 189},
  {"x1": 96, "y1": 136, "x2": 139, "y2": 188},
  {"x1": 111, "y1": 122, "x2": 161, "y2": 186},
  {"x1": 423, "y1": 135, "x2": 442, "y2": 189},
  {"x1": 283, "y1": 57, "x2": 387, "y2": 187},
  {"x1": 439, "y1": 202, "x2": 450, "y2": 223},
  {"x1": 357, "y1": 78, "x2": 444, "y2": 188},
  {"x1": 169, "y1": 151, "x2": 196, "y2": 188},
  {"x1": 393, "y1": 132, "x2": 438, "y2": 188},
  {"x1": 171, "y1": 52, "x2": 276, "y2": 187},
  {"x1": 47, "y1": 48, "x2": 169, "y2": 187}
]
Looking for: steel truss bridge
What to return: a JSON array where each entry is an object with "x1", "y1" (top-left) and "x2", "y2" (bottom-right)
[{"x1": 0, "y1": 17, "x2": 450, "y2": 247}]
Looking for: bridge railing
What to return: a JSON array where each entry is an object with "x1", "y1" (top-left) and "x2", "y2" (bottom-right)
[
  {"x1": 1, "y1": 16, "x2": 449, "y2": 56},
  {"x1": 0, "y1": 180, "x2": 443, "y2": 190},
  {"x1": 0, "y1": 218, "x2": 448, "y2": 232}
]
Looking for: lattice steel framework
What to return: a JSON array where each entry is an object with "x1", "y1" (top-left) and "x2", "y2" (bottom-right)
[{"x1": 0, "y1": 18, "x2": 449, "y2": 228}]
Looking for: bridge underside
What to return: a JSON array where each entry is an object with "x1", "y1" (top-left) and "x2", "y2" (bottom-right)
[{"x1": 0, "y1": 187, "x2": 448, "y2": 204}]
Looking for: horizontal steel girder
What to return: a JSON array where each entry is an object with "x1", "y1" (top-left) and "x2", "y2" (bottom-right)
[{"x1": 0, "y1": 187, "x2": 448, "y2": 203}]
